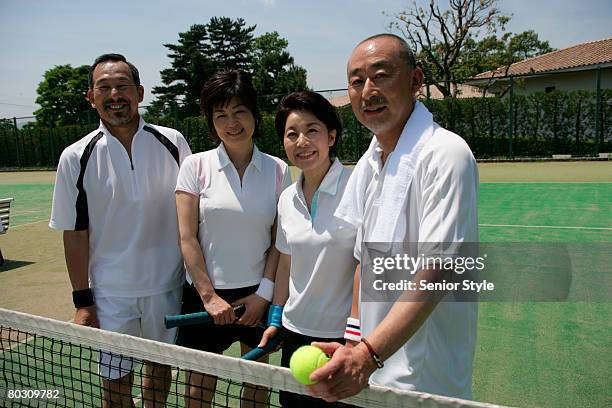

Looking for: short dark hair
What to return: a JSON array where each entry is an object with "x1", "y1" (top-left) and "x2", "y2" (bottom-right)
[
  {"x1": 200, "y1": 69, "x2": 262, "y2": 140},
  {"x1": 358, "y1": 33, "x2": 416, "y2": 69},
  {"x1": 275, "y1": 91, "x2": 342, "y2": 158},
  {"x1": 89, "y1": 53, "x2": 141, "y2": 88}
]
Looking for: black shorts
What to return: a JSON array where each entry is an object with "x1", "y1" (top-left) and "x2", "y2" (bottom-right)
[
  {"x1": 280, "y1": 327, "x2": 355, "y2": 408},
  {"x1": 176, "y1": 282, "x2": 264, "y2": 354}
]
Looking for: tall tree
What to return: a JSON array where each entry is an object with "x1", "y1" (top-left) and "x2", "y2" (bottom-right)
[
  {"x1": 0, "y1": 119, "x2": 14, "y2": 130},
  {"x1": 391, "y1": 0, "x2": 509, "y2": 97},
  {"x1": 455, "y1": 30, "x2": 553, "y2": 79},
  {"x1": 207, "y1": 17, "x2": 255, "y2": 70},
  {"x1": 454, "y1": 30, "x2": 554, "y2": 95},
  {"x1": 252, "y1": 32, "x2": 308, "y2": 112},
  {"x1": 33, "y1": 64, "x2": 91, "y2": 126},
  {"x1": 151, "y1": 18, "x2": 256, "y2": 117},
  {"x1": 149, "y1": 18, "x2": 308, "y2": 117}
]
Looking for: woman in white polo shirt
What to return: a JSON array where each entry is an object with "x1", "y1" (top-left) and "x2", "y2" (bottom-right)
[
  {"x1": 259, "y1": 91, "x2": 358, "y2": 407},
  {"x1": 175, "y1": 69, "x2": 290, "y2": 407}
]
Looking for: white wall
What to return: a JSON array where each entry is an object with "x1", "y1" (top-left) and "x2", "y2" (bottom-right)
[{"x1": 488, "y1": 68, "x2": 612, "y2": 95}]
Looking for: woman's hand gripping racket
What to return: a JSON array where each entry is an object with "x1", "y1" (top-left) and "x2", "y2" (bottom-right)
[{"x1": 165, "y1": 304, "x2": 282, "y2": 360}]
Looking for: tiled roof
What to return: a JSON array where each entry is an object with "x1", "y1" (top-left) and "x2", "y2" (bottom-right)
[
  {"x1": 475, "y1": 38, "x2": 612, "y2": 79},
  {"x1": 416, "y1": 84, "x2": 493, "y2": 98},
  {"x1": 327, "y1": 84, "x2": 492, "y2": 106},
  {"x1": 328, "y1": 94, "x2": 351, "y2": 107}
]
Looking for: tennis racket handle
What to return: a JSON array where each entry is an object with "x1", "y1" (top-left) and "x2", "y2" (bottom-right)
[
  {"x1": 165, "y1": 312, "x2": 212, "y2": 328},
  {"x1": 241, "y1": 335, "x2": 282, "y2": 361},
  {"x1": 165, "y1": 304, "x2": 246, "y2": 329}
]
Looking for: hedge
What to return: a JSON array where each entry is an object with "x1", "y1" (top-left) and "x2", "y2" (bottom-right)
[{"x1": 1, "y1": 89, "x2": 610, "y2": 168}]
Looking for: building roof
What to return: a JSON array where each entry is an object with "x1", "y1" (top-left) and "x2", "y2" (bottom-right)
[
  {"x1": 416, "y1": 84, "x2": 493, "y2": 99},
  {"x1": 474, "y1": 37, "x2": 612, "y2": 79},
  {"x1": 326, "y1": 84, "x2": 492, "y2": 106},
  {"x1": 328, "y1": 94, "x2": 351, "y2": 107}
]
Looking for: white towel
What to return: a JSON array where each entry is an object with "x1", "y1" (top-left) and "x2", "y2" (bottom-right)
[{"x1": 335, "y1": 101, "x2": 435, "y2": 243}]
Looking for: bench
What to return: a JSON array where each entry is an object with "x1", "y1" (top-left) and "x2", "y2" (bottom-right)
[{"x1": 0, "y1": 198, "x2": 14, "y2": 266}]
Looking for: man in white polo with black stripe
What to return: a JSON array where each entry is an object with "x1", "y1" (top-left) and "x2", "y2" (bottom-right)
[{"x1": 49, "y1": 53, "x2": 191, "y2": 408}]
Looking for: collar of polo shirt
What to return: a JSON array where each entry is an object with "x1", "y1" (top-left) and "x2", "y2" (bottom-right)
[{"x1": 216, "y1": 142, "x2": 263, "y2": 172}]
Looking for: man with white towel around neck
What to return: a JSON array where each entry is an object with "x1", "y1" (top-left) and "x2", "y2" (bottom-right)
[{"x1": 308, "y1": 34, "x2": 479, "y2": 402}]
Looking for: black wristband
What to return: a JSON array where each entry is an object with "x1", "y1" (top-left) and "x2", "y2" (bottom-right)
[{"x1": 72, "y1": 288, "x2": 94, "y2": 308}]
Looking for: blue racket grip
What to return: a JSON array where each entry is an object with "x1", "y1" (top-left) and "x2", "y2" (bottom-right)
[
  {"x1": 241, "y1": 334, "x2": 282, "y2": 360},
  {"x1": 164, "y1": 311, "x2": 213, "y2": 328},
  {"x1": 165, "y1": 304, "x2": 245, "y2": 329}
]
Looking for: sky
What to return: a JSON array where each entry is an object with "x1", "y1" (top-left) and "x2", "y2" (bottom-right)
[{"x1": 0, "y1": 0, "x2": 611, "y2": 120}]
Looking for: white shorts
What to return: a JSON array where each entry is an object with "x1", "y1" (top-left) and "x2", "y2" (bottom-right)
[{"x1": 96, "y1": 286, "x2": 182, "y2": 379}]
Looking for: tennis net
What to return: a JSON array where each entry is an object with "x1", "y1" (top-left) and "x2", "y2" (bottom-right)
[{"x1": 0, "y1": 308, "x2": 504, "y2": 407}]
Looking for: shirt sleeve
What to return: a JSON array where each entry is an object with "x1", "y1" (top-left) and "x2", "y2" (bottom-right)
[
  {"x1": 417, "y1": 136, "x2": 479, "y2": 255},
  {"x1": 353, "y1": 225, "x2": 364, "y2": 262},
  {"x1": 334, "y1": 156, "x2": 368, "y2": 229},
  {"x1": 176, "y1": 131, "x2": 192, "y2": 164},
  {"x1": 275, "y1": 194, "x2": 291, "y2": 255},
  {"x1": 276, "y1": 163, "x2": 292, "y2": 201},
  {"x1": 49, "y1": 149, "x2": 82, "y2": 231},
  {"x1": 175, "y1": 154, "x2": 200, "y2": 197}
]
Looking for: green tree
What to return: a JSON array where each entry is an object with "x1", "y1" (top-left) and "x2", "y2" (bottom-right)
[
  {"x1": 150, "y1": 17, "x2": 308, "y2": 117},
  {"x1": 151, "y1": 17, "x2": 256, "y2": 117},
  {"x1": 455, "y1": 30, "x2": 554, "y2": 95},
  {"x1": 252, "y1": 32, "x2": 308, "y2": 112},
  {"x1": 207, "y1": 16, "x2": 255, "y2": 69},
  {"x1": 0, "y1": 119, "x2": 14, "y2": 130},
  {"x1": 390, "y1": 0, "x2": 510, "y2": 97},
  {"x1": 33, "y1": 64, "x2": 91, "y2": 126},
  {"x1": 456, "y1": 30, "x2": 553, "y2": 79}
]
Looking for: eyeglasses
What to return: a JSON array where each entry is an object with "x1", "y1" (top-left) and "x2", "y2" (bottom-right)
[{"x1": 93, "y1": 83, "x2": 138, "y2": 94}]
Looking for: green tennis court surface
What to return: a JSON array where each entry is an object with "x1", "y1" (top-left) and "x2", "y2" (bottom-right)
[{"x1": 0, "y1": 163, "x2": 610, "y2": 407}]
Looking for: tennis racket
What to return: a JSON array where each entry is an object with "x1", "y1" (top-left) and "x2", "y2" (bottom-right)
[
  {"x1": 165, "y1": 304, "x2": 247, "y2": 328},
  {"x1": 165, "y1": 304, "x2": 282, "y2": 361}
]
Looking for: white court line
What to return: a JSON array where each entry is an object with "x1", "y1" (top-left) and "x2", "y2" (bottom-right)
[
  {"x1": 11, "y1": 210, "x2": 48, "y2": 215},
  {"x1": 11, "y1": 219, "x2": 49, "y2": 229},
  {"x1": 0, "y1": 334, "x2": 35, "y2": 353},
  {"x1": 479, "y1": 223, "x2": 612, "y2": 231},
  {"x1": 480, "y1": 181, "x2": 612, "y2": 184},
  {"x1": 0, "y1": 316, "x2": 159, "y2": 407},
  {"x1": 0, "y1": 318, "x2": 74, "y2": 353}
]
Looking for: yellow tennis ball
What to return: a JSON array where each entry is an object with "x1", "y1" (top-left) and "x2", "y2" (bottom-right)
[{"x1": 289, "y1": 345, "x2": 330, "y2": 385}]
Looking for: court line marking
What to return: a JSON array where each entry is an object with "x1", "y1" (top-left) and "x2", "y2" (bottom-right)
[
  {"x1": 11, "y1": 210, "x2": 49, "y2": 215},
  {"x1": 11, "y1": 219, "x2": 49, "y2": 229},
  {"x1": 0, "y1": 321, "x2": 159, "y2": 408},
  {"x1": 0, "y1": 334, "x2": 35, "y2": 353},
  {"x1": 9, "y1": 220, "x2": 612, "y2": 231},
  {"x1": 0, "y1": 318, "x2": 74, "y2": 353},
  {"x1": 479, "y1": 223, "x2": 612, "y2": 231},
  {"x1": 480, "y1": 181, "x2": 612, "y2": 184}
]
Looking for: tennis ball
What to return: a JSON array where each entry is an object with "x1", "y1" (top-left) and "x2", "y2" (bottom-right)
[{"x1": 289, "y1": 345, "x2": 330, "y2": 385}]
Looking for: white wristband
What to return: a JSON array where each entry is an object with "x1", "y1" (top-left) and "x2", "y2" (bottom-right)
[
  {"x1": 344, "y1": 317, "x2": 361, "y2": 342},
  {"x1": 255, "y1": 277, "x2": 274, "y2": 302}
]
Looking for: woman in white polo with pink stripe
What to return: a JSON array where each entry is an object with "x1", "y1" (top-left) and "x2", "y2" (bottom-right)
[{"x1": 175, "y1": 69, "x2": 290, "y2": 407}]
